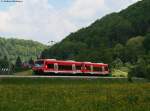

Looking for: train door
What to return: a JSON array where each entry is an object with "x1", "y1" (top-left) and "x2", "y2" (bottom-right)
[
  {"x1": 54, "y1": 63, "x2": 58, "y2": 73},
  {"x1": 72, "y1": 64, "x2": 76, "y2": 74},
  {"x1": 102, "y1": 66, "x2": 105, "y2": 74},
  {"x1": 91, "y1": 65, "x2": 93, "y2": 74}
]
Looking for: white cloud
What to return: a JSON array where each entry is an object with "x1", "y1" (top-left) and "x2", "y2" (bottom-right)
[
  {"x1": 0, "y1": 0, "x2": 141, "y2": 44},
  {"x1": 66, "y1": 0, "x2": 110, "y2": 28},
  {"x1": 105, "y1": 0, "x2": 141, "y2": 12},
  {"x1": 0, "y1": 0, "x2": 77, "y2": 43},
  {"x1": 68, "y1": 0, "x2": 108, "y2": 19}
]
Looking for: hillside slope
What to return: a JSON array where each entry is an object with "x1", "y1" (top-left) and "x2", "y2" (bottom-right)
[
  {"x1": 41, "y1": 0, "x2": 150, "y2": 64},
  {"x1": 0, "y1": 37, "x2": 46, "y2": 62}
]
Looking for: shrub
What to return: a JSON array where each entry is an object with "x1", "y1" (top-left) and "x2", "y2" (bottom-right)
[
  {"x1": 128, "y1": 63, "x2": 150, "y2": 80},
  {"x1": 145, "y1": 65, "x2": 150, "y2": 80},
  {"x1": 111, "y1": 58, "x2": 123, "y2": 69}
]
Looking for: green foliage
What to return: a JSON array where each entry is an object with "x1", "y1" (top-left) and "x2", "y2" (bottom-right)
[
  {"x1": 145, "y1": 65, "x2": 150, "y2": 79},
  {"x1": 0, "y1": 37, "x2": 46, "y2": 74},
  {"x1": 128, "y1": 70, "x2": 133, "y2": 82},
  {"x1": 143, "y1": 33, "x2": 150, "y2": 53},
  {"x1": 0, "y1": 56, "x2": 14, "y2": 75},
  {"x1": 15, "y1": 56, "x2": 22, "y2": 68},
  {"x1": 0, "y1": 56, "x2": 9, "y2": 68},
  {"x1": 0, "y1": 37, "x2": 46, "y2": 63},
  {"x1": 14, "y1": 56, "x2": 24, "y2": 72},
  {"x1": 113, "y1": 43, "x2": 124, "y2": 59},
  {"x1": 120, "y1": 0, "x2": 150, "y2": 35},
  {"x1": 126, "y1": 36, "x2": 145, "y2": 63},
  {"x1": 111, "y1": 58, "x2": 123, "y2": 69},
  {"x1": 28, "y1": 57, "x2": 34, "y2": 65},
  {"x1": 128, "y1": 57, "x2": 150, "y2": 80}
]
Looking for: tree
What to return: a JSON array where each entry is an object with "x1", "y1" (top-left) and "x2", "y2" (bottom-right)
[
  {"x1": 128, "y1": 57, "x2": 150, "y2": 80},
  {"x1": 143, "y1": 33, "x2": 150, "y2": 53},
  {"x1": 0, "y1": 56, "x2": 9, "y2": 68},
  {"x1": 111, "y1": 58, "x2": 123, "y2": 69},
  {"x1": 126, "y1": 36, "x2": 145, "y2": 63},
  {"x1": 0, "y1": 55, "x2": 13, "y2": 75},
  {"x1": 113, "y1": 43, "x2": 125, "y2": 62},
  {"x1": 146, "y1": 65, "x2": 150, "y2": 79},
  {"x1": 0, "y1": 37, "x2": 46, "y2": 63},
  {"x1": 28, "y1": 58, "x2": 34, "y2": 66},
  {"x1": 15, "y1": 56, "x2": 22, "y2": 68}
]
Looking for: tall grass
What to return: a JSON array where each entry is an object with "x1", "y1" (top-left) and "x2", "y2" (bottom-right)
[{"x1": 0, "y1": 78, "x2": 149, "y2": 111}]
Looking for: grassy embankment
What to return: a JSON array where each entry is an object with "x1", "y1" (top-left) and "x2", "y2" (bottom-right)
[
  {"x1": 14, "y1": 70, "x2": 33, "y2": 76},
  {"x1": 0, "y1": 78, "x2": 149, "y2": 111}
]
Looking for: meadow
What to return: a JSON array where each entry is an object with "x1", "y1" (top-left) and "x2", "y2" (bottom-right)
[{"x1": 0, "y1": 78, "x2": 149, "y2": 111}]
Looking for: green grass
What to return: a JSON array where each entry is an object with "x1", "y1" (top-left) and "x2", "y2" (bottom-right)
[{"x1": 0, "y1": 78, "x2": 149, "y2": 111}]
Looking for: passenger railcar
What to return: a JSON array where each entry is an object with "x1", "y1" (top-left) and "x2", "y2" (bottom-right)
[{"x1": 32, "y1": 59, "x2": 110, "y2": 76}]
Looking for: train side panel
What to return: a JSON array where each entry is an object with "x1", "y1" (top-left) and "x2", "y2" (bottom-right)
[{"x1": 32, "y1": 59, "x2": 110, "y2": 76}]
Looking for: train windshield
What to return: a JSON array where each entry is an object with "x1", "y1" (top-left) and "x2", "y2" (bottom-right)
[{"x1": 34, "y1": 60, "x2": 44, "y2": 67}]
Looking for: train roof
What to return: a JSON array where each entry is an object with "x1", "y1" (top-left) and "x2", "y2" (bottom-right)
[
  {"x1": 37, "y1": 59, "x2": 81, "y2": 63},
  {"x1": 83, "y1": 62, "x2": 108, "y2": 66},
  {"x1": 37, "y1": 59, "x2": 56, "y2": 61},
  {"x1": 36, "y1": 59, "x2": 108, "y2": 65}
]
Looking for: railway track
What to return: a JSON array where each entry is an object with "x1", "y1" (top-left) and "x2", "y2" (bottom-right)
[
  {"x1": 0, "y1": 75, "x2": 127, "y2": 79},
  {"x1": 0, "y1": 75, "x2": 146, "y2": 82}
]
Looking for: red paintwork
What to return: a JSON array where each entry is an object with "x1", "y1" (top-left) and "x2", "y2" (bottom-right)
[{"x1": 32, "y1": 59, "x2": 110, "y2": 75}]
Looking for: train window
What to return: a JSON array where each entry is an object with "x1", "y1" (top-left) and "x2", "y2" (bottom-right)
[
  {"x1": 35, "y1": 60, "x2": 44, "y2": 67},
  {"x1": 47, "y1": 64, "x2": 54, "y2": 69},
  {"x1": 104, "y1": 66, "x2": 108, "y2": 71},
  {"x1": 76, "y1": 66, "x2": 81, "y2": 70},
  {"x1": 54, "y1": 63, "x2": 58, "y2": 70},
  {"x1": 72, "y1": 64, "x2": 76, "y2": 71},
  {"x1": 58, "y1": 65, "x2": 72, "y2": 70},
  {"x1": 85, "y1": 65, "x2": 91, "y2": 70},
  {"x1": 93, "y1": 67, "x2": 102, "y2": 72},
  {"x1": 91, "y1": 65, "x2": 93, "y2": 71}
]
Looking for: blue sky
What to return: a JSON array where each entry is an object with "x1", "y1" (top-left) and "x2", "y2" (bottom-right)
[
  {"x1": 48, "y1": 0, "x2": 72, "y2": 9},
  {"x1": 0, "y1": 0, "x2": 140, "y2": 44},
  {"x1": 0, "y1": 2, "x2": 14, "y2": 10},
  {"x1": 0, "y1": 0, "x2": 72, "y2": 11}
]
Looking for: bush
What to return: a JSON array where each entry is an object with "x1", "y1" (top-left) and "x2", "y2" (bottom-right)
[
  {"x1": 14, "y1": 67, "x2": 30, "y2": 73},
  {"x1": 128, "y1": 69, "x2": 134, "y2": 82},
  {"x1": 111, "y1": 58, "x2": 123, "y2": 69},
  {"x1": 145, "y1": 65, "x2": 150, "y2": 79},
  {"x1": 128, "y1": 64, "x2": 150, "y2": 80}
]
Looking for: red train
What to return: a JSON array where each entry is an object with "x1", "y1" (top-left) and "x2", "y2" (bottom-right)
[{"x1": 32, "y1": 59, "x2": 110, "y2": 76}]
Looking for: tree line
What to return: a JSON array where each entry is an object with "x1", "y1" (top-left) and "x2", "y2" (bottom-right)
[
  {"x1": 0, "y1": 37, "x2": 46, "y2": 63},
  {"x1": 0, "y1": 55, "x2": 35, "y2": 74}
]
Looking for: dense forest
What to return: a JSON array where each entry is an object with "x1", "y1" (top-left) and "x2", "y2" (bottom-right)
[
  {"x1": 41, "y1": 0, "x2": 150, "y2": 79},
  {"x1": 0, "y1": 37, "x2": 46, "y2": 63}
]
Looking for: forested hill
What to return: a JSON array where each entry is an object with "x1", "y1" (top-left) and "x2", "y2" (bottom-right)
[
  {"x1": 42, "y1": 0, "x2": 150, "y2": 64},
  {"x1": 0, "y1": 37, "x2": 46, "y2": 63}
]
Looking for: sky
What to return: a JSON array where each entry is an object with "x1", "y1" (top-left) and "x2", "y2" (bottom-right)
[{"x1": 0, "y1": 0, "x2": 141, "y2": 44}]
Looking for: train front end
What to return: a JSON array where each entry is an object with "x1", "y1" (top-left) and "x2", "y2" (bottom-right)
[{"x1": 32, "y1": 60, "x2": 45, "y2": 75}]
